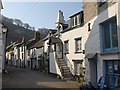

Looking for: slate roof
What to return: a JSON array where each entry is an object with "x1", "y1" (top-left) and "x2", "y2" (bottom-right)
[{"x1": 28, "y1": 40, "x2": 43, "y2": 49}]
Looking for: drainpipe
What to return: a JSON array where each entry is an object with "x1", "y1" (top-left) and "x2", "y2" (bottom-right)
[{"x1": 96, "y1": 53, "x2": 98, "y2": 87}]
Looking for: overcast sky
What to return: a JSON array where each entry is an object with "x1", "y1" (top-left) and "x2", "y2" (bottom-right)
[{"x1": 2, "y1": 2, "x2": 83, "y2": 30}]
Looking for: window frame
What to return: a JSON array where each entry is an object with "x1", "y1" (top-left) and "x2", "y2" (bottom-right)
[
  {"x1": 101, "y1": 16, "x2": 118, "y2": 52},
  {"x1": 104, "y1": 60, "x2": 120, "y2": 88},
  {"x1": 64, "y1": 40, "x2": 69, "y2": 54},
  {"x1": 74, "y1": 16, "x2": 78, "y2": 26},
  {"x1": 75, "y1": 37, "x2": 82, "y2": 53},
  {"x1": 72, "y1": 60, "x2": 83, "y2": 76}
]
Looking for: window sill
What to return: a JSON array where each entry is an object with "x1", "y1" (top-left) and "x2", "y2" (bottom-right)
[
  {"x1": 103, "y1": 48, "x2": 118, "y2": 52},
  {"x1": 100, "y1": 50, "x2": 119, "y2": 55},
  {"x1": 64, "y1": 52, "x2": 69, "y2": 54},
  {"x1": 74, "y1": 51, "x2": 83, "y2": 54}
]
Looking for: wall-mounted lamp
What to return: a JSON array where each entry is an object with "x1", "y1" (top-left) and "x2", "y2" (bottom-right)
[
  {"x1": 2, "y1": 25, "x2": 8, "y2": 74},
  {"x1": 2, "y1": 26, "x2": 8, "y2": 33}
]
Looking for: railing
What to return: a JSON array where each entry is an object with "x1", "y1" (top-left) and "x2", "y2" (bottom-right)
[
  {"x1": 55, "y1": 53, "x2": 62, "y2": 70},
  {"x1": 55, "y1": 52, "x2": 73, "y2": 75},
  {"x1": 65, "y1": 58, "x2": 74, "y2": 75}
]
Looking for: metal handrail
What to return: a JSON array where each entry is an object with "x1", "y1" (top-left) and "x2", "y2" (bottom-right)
[
  {"x1": 55, "y1": 52, "x2": 73, "y2": 75},
  {"x1": 65, "y1": 58, "x2": 74, "y2": 74}
]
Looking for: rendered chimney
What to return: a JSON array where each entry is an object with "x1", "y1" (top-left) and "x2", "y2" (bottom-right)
[{"x1": 56, "y1": 10, "x2": 65, "y2": 24}]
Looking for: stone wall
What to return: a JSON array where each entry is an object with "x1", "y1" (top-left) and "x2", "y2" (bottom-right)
[{"x1": 83, "y1": 0, "x2": 98, "y2": 24}]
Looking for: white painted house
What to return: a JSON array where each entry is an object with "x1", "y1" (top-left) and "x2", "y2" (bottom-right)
[
  {"x1": 45, "y1": 10, "x2": 90, "y2": 80},
  {"x1": 84, "y1": 1, "x2": 120, "y2": 88},
  {"x1": 6, "y1": 42, "x2": 15, "y2": 66},
  {"x1": 26, "y1": 39, "x2": 44, "y2": 70},
  {"x1": 6, "y1": 31, "x2": 44, "y2": 70},
  {"x1": 44, "y1": 2, "x2": 120, "y2": 87}
]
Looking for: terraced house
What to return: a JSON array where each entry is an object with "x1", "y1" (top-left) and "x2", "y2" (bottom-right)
[
  {"x1": 44, "y1": 9, "x2": 89, "y2": 81},
  {"x1": 3, "y1": 1, "x2": 120, "y2": 89},
  {"x1": 44, "y1": 1, "x2": 120, "y2": 88},
  {"x1": 84, "y1": 1, "x2": 120, "y2": 88}
]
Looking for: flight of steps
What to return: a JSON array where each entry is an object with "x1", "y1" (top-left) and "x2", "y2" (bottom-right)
[{"x1": 57, "y1": 59, "x2": 73, "y2": 80}]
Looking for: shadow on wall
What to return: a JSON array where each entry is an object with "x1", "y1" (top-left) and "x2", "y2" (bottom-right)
[
  {"x1": 117, "y1": 0, "x2": 120, "y2": 57},
  {"x1": 118, "y1": 25, "x2": 120, "y2": 58},
  {"x1": 85, "y1": 2, "x2": 109, "y2": 87}
]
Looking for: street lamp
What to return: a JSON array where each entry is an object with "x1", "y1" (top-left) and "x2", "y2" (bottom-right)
[
  {"x1": 2, "y1": 25, "x2": 8, "y2": 74},
  {"x1": 2, "y1": 26, "x2": 8, "y2": 33}
]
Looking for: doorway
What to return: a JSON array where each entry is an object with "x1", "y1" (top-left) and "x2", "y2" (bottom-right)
[
  {"x1": 56, "y1": 43, "x2": 63, "y2": 59},
  {"x1": 88, "y1": 58, "x2": 97, "y2": 86}
]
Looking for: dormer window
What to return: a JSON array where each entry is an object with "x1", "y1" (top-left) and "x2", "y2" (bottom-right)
[
  {"x1": 74, "y1": 16, "x2": 77, "y2": 26},
  {"x1": 70, "y1": 11, "x2": 84, "y2": 28}
]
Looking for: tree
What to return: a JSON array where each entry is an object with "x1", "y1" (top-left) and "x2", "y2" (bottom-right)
[{"x1": 22, "y1": 23, "x2": 29, "y2": 29}]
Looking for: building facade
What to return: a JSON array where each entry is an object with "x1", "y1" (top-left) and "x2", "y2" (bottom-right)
[
  {"x1": 84, "y1": 1, "x2": 120, "y2": 88},
  {"x1": 46, "y1": 10, "x2": 89, "y2": 81}
]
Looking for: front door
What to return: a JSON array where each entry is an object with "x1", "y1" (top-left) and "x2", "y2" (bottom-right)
[
  {"x1": 56, "y1": 43, "x2": 63, "y2": 59},
  {"x1": 89, "y1": 58, "x2": 97, "y2": 87},
  {"x1": 73, "y1": 61, "x2": 82, "y2": 75},
  {"x1": 105, "y1": 60, "x2": 120, "y2": 88}
]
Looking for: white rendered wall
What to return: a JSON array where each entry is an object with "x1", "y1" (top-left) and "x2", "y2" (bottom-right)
[
  {"x1": 49, "y1": 52, "x2": 62, "y2": 77},
  {"x1": 85, "y1": 3, "x2": 119, "y2": 83},
  {"x1": 60, "y1": 24, "x2": 89, "y2": 75}
]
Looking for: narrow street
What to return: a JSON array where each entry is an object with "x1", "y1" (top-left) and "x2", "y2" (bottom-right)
[{"x1": 2, "y1": 66, "x2": 80, "y2": 89}]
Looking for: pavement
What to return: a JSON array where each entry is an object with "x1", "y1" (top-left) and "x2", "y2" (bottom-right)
[{"x1": 2, "y1": 66, "x2": 80, "y2": 89}]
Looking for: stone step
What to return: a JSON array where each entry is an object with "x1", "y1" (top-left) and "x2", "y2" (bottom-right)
[{"x1": 56, "y1": 59, "x2": 73, "y2": 80}]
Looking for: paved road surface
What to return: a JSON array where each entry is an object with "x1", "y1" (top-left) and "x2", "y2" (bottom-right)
[{"x1": 2, "y1": 66, "x2": 80, "y2": 89}]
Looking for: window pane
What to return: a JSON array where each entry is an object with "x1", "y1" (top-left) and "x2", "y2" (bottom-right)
[
  {"x1": 75, "y1": 38, "x2": 82, "y2": 52},
  {"x1": 64, "y1": 41, "x2": 69, "y2": 53},
  {"x1": 108, "y1": 61, "x2": 113, "y2": 73},
  {"x1": 114, "y1": 76, "x2": 120, "y2": 88},
  {"x1": 112, "y1": 21, "x2": 118, "y2": 48},
  {"x1": 75, "y1": 16, "x2": 77, "y2": 26},
  {"x1": 107, "y1": 74, "x2": 113, "y2": 87},
  {"x1": 114, "y1": 61, "x2": 120, "y2": 74},
  {"x1": 104, "y1": 23, "x2": 111, "y2": 49},
  {"x1": 105, "y1": 61, "x2": 120, "y2": 88},
  {"x1": 70, "y1": 18, "x2": 74, "y2": 27}
]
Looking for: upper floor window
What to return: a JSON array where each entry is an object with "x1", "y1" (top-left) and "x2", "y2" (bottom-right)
[
  {"x1": 75, "y1": 38, "x2": 82, "y2": 53},
  {"x1": 21, "y1": 46, "x2": 23, "y2": 52},
  {"x1": 102, "y1": 16, "x2": 118, "y2": 52},
  {"x1": 28, "y1": 49, "x2": 30, "y2": 56},
  {"x1": 70, "y1": 11, "x2": 84, "y2": 27},
  {"x1": 74, "y1": 16, "x2": 77, "y2": 26},
  {"x1": 64, "y1": 40, "x2": 69, "y2": 54}
]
